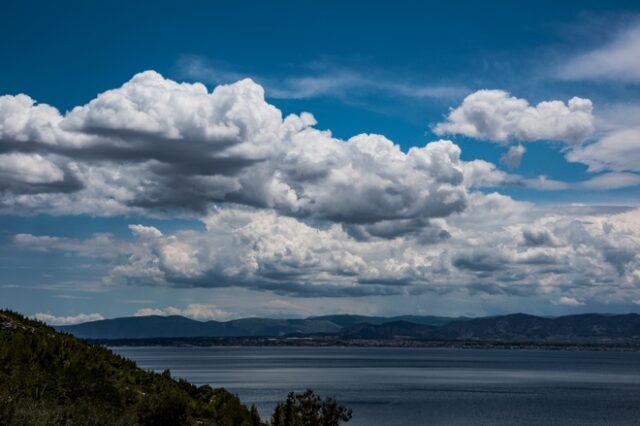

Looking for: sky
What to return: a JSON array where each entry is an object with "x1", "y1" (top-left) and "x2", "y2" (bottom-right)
[{"x1": 1, "y1": 0, "x2": 640, "y2": 324}]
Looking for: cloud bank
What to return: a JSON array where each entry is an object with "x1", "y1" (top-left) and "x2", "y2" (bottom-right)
[
  {"x1": 2, "y1": 71, "x2": 639, "y2": 307},
  {"x1": 134, "y1": 304, "x2": 230, "y2": 321},
  {"x1": 0, "y1": 71, "x2": 477, "y2": 225},
  {"x1": 19, "y1": 200, "x2": 634, "y2": 305},
  {"x1": 34, "y1": 312, "x2": 104, "y2": 325}
]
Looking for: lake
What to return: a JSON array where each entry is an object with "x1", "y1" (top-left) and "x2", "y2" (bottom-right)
[{"x1": 112, "y1": 346, "x2": 640, "y2": 426}]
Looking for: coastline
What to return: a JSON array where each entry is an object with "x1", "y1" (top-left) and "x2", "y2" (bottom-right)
[{"x1": 95, "y1": 336, "x2": 640, "y2": 352}]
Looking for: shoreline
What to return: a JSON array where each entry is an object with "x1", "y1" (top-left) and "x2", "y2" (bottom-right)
[{"x1": 95, "y1": 336, "x2": 640, "y2": 352}]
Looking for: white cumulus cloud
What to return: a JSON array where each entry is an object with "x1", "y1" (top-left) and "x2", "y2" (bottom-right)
[
  {"x1": 0, "y1": 153, "x2": 64, "y2": 184},
  {"x1": 101, "y1": 204, "x2": 640, "y2": 303},
  {"x1": 554, "y1": 296, "x2": 584, "y2": 306},
  {"x1": 500, "y1": 145, "x2": 526, "y2": 168},
  {"x1": 433, "y1": 90, "x2": 594, "y2": 144},
  {"x1": 0, "y1": 71, "x2": 470, "y2": 225},
  {"x1": 3, "y1": 71, "x2": 640, "y2": 308},
  {"x1": 34, "y1": 312, "x2": 104, "y2": 325},
  {"x1": 134, "y1": 304, "x2": 230, "y2": 320}
]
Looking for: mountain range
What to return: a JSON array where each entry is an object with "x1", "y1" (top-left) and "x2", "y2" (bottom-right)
[
  {"x1": 57, "y1": 313, "x2": 640, "y2": 344},
  {"x1": 57, "y1": 314, "x2": 454, "y2": 339}
]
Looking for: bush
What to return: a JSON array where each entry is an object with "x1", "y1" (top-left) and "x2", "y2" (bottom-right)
[
  {"x1": 136, "y1": 388, "x2": 189, "y2": 426},
  {"x1": 270, "y1": 390, "x2": 352, "y2": 426}
]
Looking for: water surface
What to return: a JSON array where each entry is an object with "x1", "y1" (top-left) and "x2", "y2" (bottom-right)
[{"x1": 113, "y1": 346, "x2": 640, "y2": 426}]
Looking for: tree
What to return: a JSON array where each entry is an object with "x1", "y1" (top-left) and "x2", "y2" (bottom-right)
[{"x1": 270, "y1": 390, "x2": 352, "y2": 426}]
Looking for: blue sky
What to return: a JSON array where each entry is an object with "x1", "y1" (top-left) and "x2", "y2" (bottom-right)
[{"x1": 1, "y1": 0, "x2": 640, "y2": 323}]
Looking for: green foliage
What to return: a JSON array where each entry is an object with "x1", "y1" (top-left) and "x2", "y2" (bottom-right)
[
  {"x1": 136, "y1": 387, "x2": 189, "y2": 426},
  {"x1": 0, "y1": 310, "x2": 265, "y2": 426},
  {"x1": 0, "y1": 310, "x2": 352, "y2": 426},
  {"x1": 270, "y1": 390, "x2": 352, "y2": 426}
]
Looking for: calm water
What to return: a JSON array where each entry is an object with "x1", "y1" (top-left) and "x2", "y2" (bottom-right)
[{"x1": 112, "y1": 346, "x2": 640, "y2": 426}]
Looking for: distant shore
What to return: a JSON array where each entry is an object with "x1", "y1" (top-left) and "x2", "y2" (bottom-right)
[{"x1": 93, "y1": 336, "x2": 640, "y2": 352}]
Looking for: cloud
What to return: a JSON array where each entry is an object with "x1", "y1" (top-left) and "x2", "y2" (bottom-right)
[
  {"x1": 458, "y1": 160, "x2": 577, "y2": 193},
  {"x1": 1, "y1": 71, "x2": 623, "y2": 226},
  {"x1": 566, "y1": 128, "x2": 640, "y2": 172},
  {"x1": 178, "y1": 55, "x2": 467, "y2": 100},
  {"x1": 522, "y1": 176, "x2": 570, "y2": 191},
  {"x1": 134, "y1": 304, "x2": 230, "y2": 320},
  {"x1": 554, "y1": 296, "x2": 584, "y2": 306},
  {"x1": 459, "y1": 154, "x2": 640, "y2": 193},
  {"x1": 557, "y1": 22, "x2": 640, "y2": 83},
  {"x1": 14, "y1": 232, "x2": 131, "y2": 258},
  {"x1": 0, "y1": 71, "x2": 470, "y2": 225},
  {"x1": 13, "y1": 193, "x2": 639, "y2": 305},
  {"x1": 433, "y1": 90, "x2": 594, "y2": 144},
  {"x1": 112, "y1": 211, "x2": 394, "y2": 296},
  {"x1": 128, "y1": 224, "x2": 163, "y2": 239},
  {"x1": 3, "y1": 70, "x2": 639, "y2": 307},
  {"x1": 460, "y1": 159, "x2": 515, "y2": 188},
  {"x1": 521, "y1": 227, "x2": 559, "y2": 247},
  {"x1": 563, "y1": 102, "x2": 640, "y2": 182},
  {"x1": 0, "y1": 94, "x2": 66, "y2": 144},
  {"x1": 501, "y1": 145, "x2": 526, "y2": 168},
  {"x1": 0, "y1": 153, "x2": 63, "y2": 184},
  {"x1": 34, "y1": 312, "x2": 104, "y2": 325},
  {"x1": 100, "y1": 203, "x2": 640, "y2": 303},
  {"x1": 578, "y1": 172, "x2": 640, "y2": 190},
  {"x1": 452, "y1": 249, "x2": 510, "y2": 272}
]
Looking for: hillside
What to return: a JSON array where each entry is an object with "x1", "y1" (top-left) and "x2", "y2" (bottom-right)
[
  {"x1": 0, "y1": 310, "x2": 264, "y2": 426},
  {"x1": 0, "y1": 310, "x2": 352, "y2": 426}
]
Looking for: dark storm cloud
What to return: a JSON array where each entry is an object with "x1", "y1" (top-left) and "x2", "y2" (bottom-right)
[
  {"x1": 342, "y1": 218, "x2": 451, "y2": 242},
  {"x1": 521, "y1": 228, "x2": 557, "y2": 247},
  {"x1": 453, "y1": 250, "x2": 510, "y2": 272}
]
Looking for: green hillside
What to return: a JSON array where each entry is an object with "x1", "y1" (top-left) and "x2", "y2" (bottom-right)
[{"x1": 0, "y1": 310, "x2": 350, "y2": 426}]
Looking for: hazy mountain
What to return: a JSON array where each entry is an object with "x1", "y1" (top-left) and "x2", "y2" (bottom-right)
[
  {"x1": 430, "y1": 313, "x2": 640, "y2": 342},
  {"x1": 57, "y1": 315, "x2": 212, "y2": 339},
  {"x1": 313, "y1": 313, "x2": 640, "y2": 342},
  {"x1": 219, "y1": 317, "x2": 341, "y2": 337},
  {"x1": 338, "y1": 321, "x2": 437, "y2": 339},
  {"x1": 57, "y1": 312, "x2": 640, "y2": 343},
  {"x1": 58, "y1": 315, "x2": 342, "y2": 339},
  {"x1": 309, "y1": 314, "x2": 456, "y2": 328}
]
